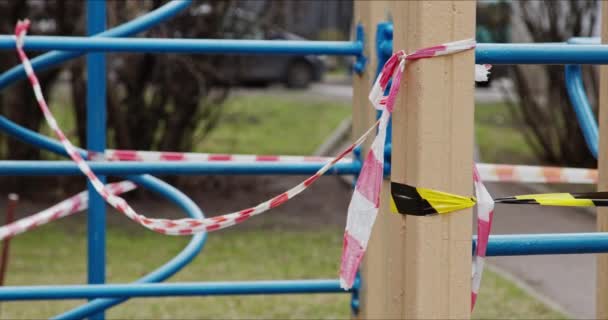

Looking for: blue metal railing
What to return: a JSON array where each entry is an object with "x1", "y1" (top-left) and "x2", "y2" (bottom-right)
[
  {"x1": 2, "y1": 4, "x2": 608, "y2": 318},
  {"x1": 0, "y1": 280, "x2": 349, "y2": 301},
  {"x1": 9, "y1": 35, "x2": 608, "y2": 65},
  {"x1": 0, "y1": 36, "x2": 365, "y2": 55},
  {"x1": 0, "y1": 160, "x2": 363, "y2": 176}
]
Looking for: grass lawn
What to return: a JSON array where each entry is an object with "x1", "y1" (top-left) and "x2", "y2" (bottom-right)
[
  {"x1": 196, "y1": 96, "x2": 536, "y2": 163},
  {"x1": 195, "y1": 94, "x2": 351, "y2": 155},
  {"x1": 475, "y1": 102, "x2": 536, "y2": 164},
  {"x1": 1, "y1": 223, "x2": 565, "y2": 319}
]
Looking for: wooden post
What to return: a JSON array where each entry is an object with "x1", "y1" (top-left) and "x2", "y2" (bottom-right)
[
  {"x1": 597, "y1": 3, "x2": 608, "y2": 319},
  {"x1": 391, "y1": 1, "x2": 475, "y2": 319},
  {"x1": 352, "y1": 0, "x2": 385, "y2": 144},
  {"x1": 351, "y1": 1, "x2": 393, "y2": 319}
]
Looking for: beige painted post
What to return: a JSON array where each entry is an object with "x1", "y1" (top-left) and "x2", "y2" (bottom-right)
[
  {"x1": 597, "y1": 3, "x2": 608, "y2": 319},
  {"x1": 392, "y1": 1, "x2": 475, "y2": 319},
  {"x1": 351, "y1": 1, "x2": 393, "y2": 319}
]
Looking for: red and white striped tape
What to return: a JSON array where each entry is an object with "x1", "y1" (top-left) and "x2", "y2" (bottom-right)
[
  {"x1": 15, "y1": 19, "x2": 380, "y2": 236},
  {"x1": 340, "y1": 53, "x2": 405, "y2": 289},
  {"x1": 101, "y1": 149, "x2": 348, "y2": 164},
  {"x1": 0, "y1": 181, "x2": 136, "y2": 241},
  {"x1": 102, "y1": 149, "x2": 598, "y2": 185},
  {"x1": 472, "y1": 165, "x2": 494, "y2": 310},
  {"x1": 477, "y1": 163, "x2": 597, "y2": 184}
]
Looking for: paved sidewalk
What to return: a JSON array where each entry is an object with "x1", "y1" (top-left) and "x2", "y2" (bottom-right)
[{"x1": 486, "y1": 182, "x2": 596, "y2": 319}]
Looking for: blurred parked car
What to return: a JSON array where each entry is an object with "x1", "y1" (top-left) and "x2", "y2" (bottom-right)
[{"x1": 221, "y1": 30, "x2": 325, "y2": 89}]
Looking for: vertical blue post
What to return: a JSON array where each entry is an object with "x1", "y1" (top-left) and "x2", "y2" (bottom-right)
[{"x1": 87, "y1": 1, "x2": 106, "y2": 319}]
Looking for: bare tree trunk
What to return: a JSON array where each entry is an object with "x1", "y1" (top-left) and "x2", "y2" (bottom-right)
[{"x1": 509, "y1": 0, "x2": 598, "y2": 167}]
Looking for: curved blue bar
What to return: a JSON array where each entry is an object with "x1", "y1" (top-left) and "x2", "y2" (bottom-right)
[
  {"x1": 0, "y1": 280, "x2": 346, "y2": 301},
  {"x1": 565, "y1": 64, "x2": 599, "y2": 158},
  {"x1": 0, "y1": 36, "x2": 363, "y2": 56},
  {"x1": 0, "y1": 117, "x2": 208, "y2": 318},
  {"x1": 0, "y1": 160, "x2": 361, "y2": 176},
  {"x1": 0, "y1": 0, "x2": 191, "y2": 90},
  {"x1": 0, "y1": 116, "x2": 70, "y2": 157},
  {"x1": 54, "y1": 176, "x2": 207, "y2": 320}
]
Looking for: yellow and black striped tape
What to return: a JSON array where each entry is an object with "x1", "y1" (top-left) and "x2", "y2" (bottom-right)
[
  {"x1": 494, "y1": 192, "x2": 608, "y2": 207},
  {"x1": 390, "y1": 182, "x2": 476, "y2": 216},
  {"x1": 390, "y1": 182, "x2": 608, "y2": 216}
]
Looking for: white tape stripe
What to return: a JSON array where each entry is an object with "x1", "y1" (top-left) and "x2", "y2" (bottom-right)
[
  {"x1": 105, "y1": 150, "x2": 350, "y2": 164},
  {"x1": 472, "y1": 256, "x2": 485, "y2": 293},
  {"x1": 477, "y1": 163, "x2": 597, "y2": 184}
]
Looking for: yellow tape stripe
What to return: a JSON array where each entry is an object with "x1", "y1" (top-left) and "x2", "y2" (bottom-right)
[
  {"x1": 514, "y1": 193, "x2": 574, "y2": 200},
  {"x1": 513, "y1": 193, "x2": 594, "y2": 206},
  {"x1": 417, "y1": 187, "x2": 476, "y2": 214},
  {"x1": 390, "y1": 196, "x2": 398, "y2": 214}
]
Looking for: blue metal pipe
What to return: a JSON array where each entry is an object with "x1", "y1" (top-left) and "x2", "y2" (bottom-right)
[
  {"x1": 380, "y1": 40, "x2": 608, "y2": 65},
  {"x1": 86, "y1": 1, "x2": 107, "y2": 318},
  {"x1": 0, "y1": 280, "x2": 347, "y2": 301},
  {"x1": 475, "y1": 43, "x2": 608, "y2": 64},
  {"x1": 0, "y1": 161, "x2": 362, "y2": 176},
  {"x1": 0, "y1": 36, "x2": 363, "y2": 56},
  {"x1": 482, "y1": 233, "x2": 608, "y2": 256},
  {"x1": 0, "y1": 116, "x2": 70, "y2": 157},
  {"x1": 0, "y1": 0, "x2": 191, "y2": 90},
  {"x1": 9, "y1": 36, "x2": 608, "y2": 65},
  {"x1": 565, "y1": 64, "x2": 599, "y2": 158}
]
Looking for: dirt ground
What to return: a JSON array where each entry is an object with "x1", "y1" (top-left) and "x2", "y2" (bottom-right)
[{"x1": 0, "y1": 174, "x2": 354, "y2": 232}]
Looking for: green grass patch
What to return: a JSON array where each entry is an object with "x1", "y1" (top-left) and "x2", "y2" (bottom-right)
[
  {"x1": 1, "y1": 223, "x2": 564, "y2": 319},
  {"x1": 475, "y1": 102, "x2": 536, "y2": 164},
  {"x1": 195, "y1": 94, "x2": 350, "y2": 155}
]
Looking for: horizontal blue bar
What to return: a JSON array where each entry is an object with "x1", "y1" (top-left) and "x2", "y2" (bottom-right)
[
  {"x1": 476, "y1": 43, "x2": 608, "y2": 64},
  {"x1": 0, "y1": 280, "x2": 347, "y2": 301},
  {"x1": 381, "y1": 41, "x2": 608, "y2": 65},
  {"x1": 482, "y1": 233, "x2": 608, "y2": 256},
  {"x1": 0, "y1": 161, "x2": 361, "y2": 176},
  {"x1": 4, "y1": 35, "x2": 607, "y2": 64},
  {"x1": 0, "y1": 36, "x2": 362, "y2": 56}
]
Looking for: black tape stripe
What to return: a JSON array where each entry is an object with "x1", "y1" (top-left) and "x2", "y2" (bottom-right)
[
  {"x1": 592, "y1": 200, "x2": 608, "y2": 206},
  {"x1": 393, "y1": 196, "x2": 438, "y2": 216},
  {"x1": 390, "y1": 182, "x2": 438, "y2": 216},
  {"x1": 573, "y1": 192, "x2": 608, "y2": 200},
  {"x1": 390, "y1": 182, "x2": 422, "y2": 200}
]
